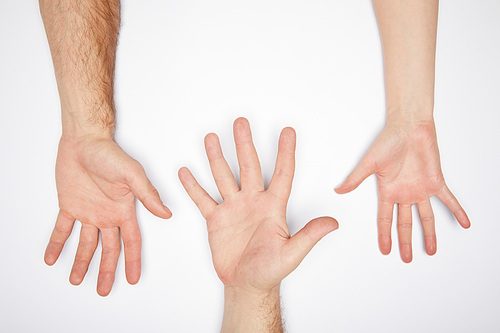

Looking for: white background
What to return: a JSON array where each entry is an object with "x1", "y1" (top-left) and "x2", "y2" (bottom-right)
[{"x1": 1, "y1": 1, "x2": 499, "y2": 332}]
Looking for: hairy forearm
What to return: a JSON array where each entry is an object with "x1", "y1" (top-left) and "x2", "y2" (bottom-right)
[
  {"x1": 373, "y1": 0, "x2": 439, "y2": 123},
  {"x1": 40, "y1": 0, "x2": 120, "y2": 138},
  {"x1": 222, "y1": 286, "x2": 283, "y2": 333}
]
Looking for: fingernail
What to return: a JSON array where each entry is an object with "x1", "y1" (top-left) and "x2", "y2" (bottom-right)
[
  {"x1": 334, "y1": 183, "x2": 343, "y2": 190},
  {"x1": 163, "y1": 205, "x2": 172, "y2": 214}
]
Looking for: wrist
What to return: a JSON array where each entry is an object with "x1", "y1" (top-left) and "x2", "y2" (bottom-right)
[
  {"x1": 222, "y1": 285, "x2": 282, "y2": 333},
  {"x1": 61, "y1": 107, "x2": 115, "y2": 140},
  {"x1": 386, "y1": 105, "x2": 434, "y2": 126}
]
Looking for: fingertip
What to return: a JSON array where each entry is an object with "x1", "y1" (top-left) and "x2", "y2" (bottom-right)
[
  {"x1": 326, "y1": 217, "x2": 339, "y2": 232},
  {"x1": 281, "y1": 126, "x2": 296, "y2": 138},
  {"x1": 398, "y1": 242, "x2": 413, "y2": 263},
  {"x1": 97, "y1": 286, "x2": 111, "y2": 297},
  {"x1": 126, "y1": 273, "x2": 141, "y2": 285},
  {"x1": 44, "y1": 255, "x2": 56, "y2": 266},
  {"x1": 459, "y1": 215, "x2": 471, "y2": 229},
  {"x1": 426, "y1": 246, "x2": 437, "y2": 256},
  {"x1": 234, "y1": 117, "x2": 249, "y2": 128},
  {"x1": 334, "y1": 183, "x2": 351, "y2": 194},
  {"x1": 379, "y1": 238, "x2": 392, "y2": 255},
  {"x1": 204, "y1": 132, "x2": 219, "y2": 145},
  {"x1": 279, "y1": 127, "x2": 297, "y2": 149},
  {"x1": 44, "y1": 247, "x2": 58, "y2": 266},
  {"x1": 402, "y1": 257, "x2": 412, "y2": 264},
  {"x1": 401, "y1": 253, "x2": 413, "y2": 264},
  {"x1": 311, "y1": 216, "x2": 339, "y2": 237},
  {"x1": 96, "y1": 277, "x2": 113, "y2": 297},
  {"x1": 147, "y1": 201, "x2": 172, "y2": 220},
  {"x1": 158, "y1": 205, "x2": 172, "y2": 219},
  {"x1": 380, "y1": 248, "x2": 391, "y2": 256},
  {"x1": 178, "y1": 167, "x2": 190, "y2": 179},
  {"x1": 69, "y1": 273, "x2": 83, "y2": 286},
  {"x1": 425, "y1": 237, "x2": 437, "y2": 256}
]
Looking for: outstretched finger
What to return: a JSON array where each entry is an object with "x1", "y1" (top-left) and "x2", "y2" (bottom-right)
[
  {"x1": 97, "y1": 227, "x2": 121, "y2": 297},
  {"x1": 335, "y1": 153, "x2": 376, "y2": 194},
  {"x1": 205, "y1": 133, "x2": 239, "y2": 198},
  {"x1": 233, "y1": 117, "x2": 264, "y2": 191},
  {"x1": 128, "y1": 162, "x2": 172, "y2": 219},
  {"x1": 268, "y1": 127, "x2": 296, "y2": 201},
  {"x1": 397, "y1": 204, "x2": 413, "y2": 263},
  {"x1": 178, "y1": 167, "x2": 218, "y2": 219},
  {"x1": 69, "y1": 224, "x2": 98, "y2": 285},
  {"x1": 437, "y1": 185, "x2": 470, "y2": 229},
  {"x1": 417, "y1": 200, "x2": 437, "y2": 256},
  {"x1": 284, "y1": 217, "x2": 338, "y2": 273},
  {"x1": 377, "y1": 200, "x2": 394, "y2": 255},
  {"x1": 120, "y1": 220, "x2": 142, "y2": 285},
  {"x1": 44, "y1": 210, "x2": 75, "y2": 265}
]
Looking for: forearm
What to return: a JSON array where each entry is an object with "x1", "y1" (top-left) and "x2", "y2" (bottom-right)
[
  {"x1": 222, "y1": 286, "x2": 283, "y2": 333},
  {"x1": 373, "y1": 0, "x2": 439, "y2": 123},
  {"x1": 39, "y1": 0, "x2": 120, "y2": 138}
]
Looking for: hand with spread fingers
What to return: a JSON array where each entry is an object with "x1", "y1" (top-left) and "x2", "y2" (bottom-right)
[
  {"x1": 45, "y1": 136, "x2": 172, "y2": 296},
  {"x1": 179, "y1": 118, "x2": 338, "y2": 332}
]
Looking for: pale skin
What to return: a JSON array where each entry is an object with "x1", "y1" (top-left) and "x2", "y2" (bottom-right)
[
  {"x1": 179, "y1": 118, "x2": 338, "y2": 332},
  {"x1": 40, "y1": 0, "x2": 171, "y2": 296},
  {"x1": 335, "y1": 0, "x2": 470, "y2": 263}
]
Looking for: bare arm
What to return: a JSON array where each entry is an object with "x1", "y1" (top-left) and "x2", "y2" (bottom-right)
[
  {"x1": 40, "y1": 0, "x2": 172, "y2": 296},
  {"x1": 374, "y1": 0, "x2": 438, "y2": 123},
  {"x1": 336, "y1": 0, "x2": 470, "y2": 262},
  {"x1": 40, "y1": 0, "x2": 119, "y2": 137},
  {"x1": 223, "y1": 286, "x2": 282, "y2": 332}
]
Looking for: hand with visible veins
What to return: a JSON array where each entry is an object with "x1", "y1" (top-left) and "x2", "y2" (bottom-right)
[
  {"x1": 45, "y1": 135, "x2": 171, "y2": 296},
  {"x1": 335, "y1": 121, "x2": 470, "y2": 262},
  {"x1": 179, "y1": 118, "x2": 338, "y2": 332}
]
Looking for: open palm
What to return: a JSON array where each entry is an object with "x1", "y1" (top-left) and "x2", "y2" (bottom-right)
[
  {"x1": 179, "y1": 118, "x2": 338, "y2": 292},
  {"x1": 45, "y1": 135, "x2": 171, "y2": 296},
  {"x1": 336, "y1": 122, "x2": 470, "y2": 262}
]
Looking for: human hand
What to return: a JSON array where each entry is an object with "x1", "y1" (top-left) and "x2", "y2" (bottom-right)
[
  {"x1": 179, "y1": 118, "x2": 338, "y2": 332},
  {"x1": 179, "y1": 118, "x2": 338, "y2": 293},
  {"x1": 335, "y1": 121, "x2": 470, "y2": 263},
  {"x1": 44, "y1": 135, "x2": 172, "y2": 296}
]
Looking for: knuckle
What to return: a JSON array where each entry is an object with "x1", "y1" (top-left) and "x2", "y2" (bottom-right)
[
  {"x1": 398, "y1": 222, "x2": 412, "y2": 230},
  {"x1": 123, "y1": 238, "x2": 141, "y2": 249},
  {"x1": 420, "y1": 216, "x2": 435, "y2": 225},
  {"x1": 102, "y1": 244, "x2": 121, "y2": 256},
  {"x1": 378, "y1": 217, "x2": 392, "y2": 226},
  {"x1": 143, "y1": 188, "x2": 159, "y2": 201}
]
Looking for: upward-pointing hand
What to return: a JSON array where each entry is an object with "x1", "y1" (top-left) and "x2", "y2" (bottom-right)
[{"x1": 179, "y1": 117, "x2": 338, "y2": 293}]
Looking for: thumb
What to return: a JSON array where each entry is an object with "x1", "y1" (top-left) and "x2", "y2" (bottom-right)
[
  {"x1": 335, "y1": 154, "x2": 376, "y2": 194},
  {"x1": 284, "y1": 217, "x2": 338, "y2": 271},
  {"x1": 128, "y1": 163, "x2": 172, "y2": 219}
]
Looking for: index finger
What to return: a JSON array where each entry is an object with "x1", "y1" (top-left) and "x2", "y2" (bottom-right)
[{"x1": 178, "y1": 167, "x2": 218, "y2": 219}]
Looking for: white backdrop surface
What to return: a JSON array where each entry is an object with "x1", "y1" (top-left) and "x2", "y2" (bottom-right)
[{"x1": 0, "y1": 1, "x2": 499, "y2": 332}]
